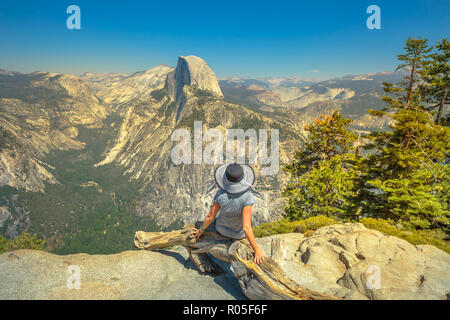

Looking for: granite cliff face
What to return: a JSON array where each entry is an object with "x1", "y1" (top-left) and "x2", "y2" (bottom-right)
[
  {"x1": 0, "y1": 72, "x2": 109, "y2": 193},
  {"x1": 93, "y1": 56, "x2": 301, "y2": 227},
  {"x1": 165, "y1": 55, "x2": 223, "y2": 122},
  {"x1": 166, "y1": 56, "x2": 223, "y2": 101}
]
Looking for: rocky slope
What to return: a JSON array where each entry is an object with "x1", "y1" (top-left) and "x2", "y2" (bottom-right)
[
  {"x1": 266, "y1": 224, "x2": 450, "y2": 300},
  {"x1": 0, "y1": 247, "x2": 245, "y2": 299},
  {"x1": 1, "y1": 223, "x2": 448, "y2": 300},
  {"x1": 0, "y1": 71, "x2": 109, "y2": 193},
  {"x1": 91, "y1": 56, "x2": 311, "y2": 227},
  {"x1": 219, "y1": 71, "x2": 401, "y2": 135},
  {"x1": 0, "y1": 58, "x2": 409, "y2": 252},
  {"x1": 81, "y1": 65, "x2": 174, "y2": 109},
  {"x1": 0, "y1": 71, "x2": 113, "y2": 238},
  {"x1": 0, "y1": 57, "x2": 308, "y2": 249}
]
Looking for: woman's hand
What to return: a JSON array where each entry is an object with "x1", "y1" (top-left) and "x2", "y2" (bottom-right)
[
  {"x1": 254, "y1": 250, "x2": 265, "y2": 265},
  {"x1": 192, "y1": 228, "x2": 204, "y2": 239}
]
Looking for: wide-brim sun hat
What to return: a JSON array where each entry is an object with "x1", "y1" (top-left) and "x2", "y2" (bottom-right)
[{"x1": 214, "y1": 163, "x2": 255, "y2": 195}]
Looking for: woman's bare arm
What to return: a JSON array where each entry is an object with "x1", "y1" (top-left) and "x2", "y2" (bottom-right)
[
  {"x1": 193, "y1": 202, "x2": 220, "y2": 238},
  {"x1": 242, "y1": 205, "x2": 265, "y2": 264}
]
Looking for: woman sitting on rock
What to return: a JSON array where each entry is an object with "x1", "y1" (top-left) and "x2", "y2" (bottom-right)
[{"x1": 192, "y1": 163, "x2": 266, "y2": 265}]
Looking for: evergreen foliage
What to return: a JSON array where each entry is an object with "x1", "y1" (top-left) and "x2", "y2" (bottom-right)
[
  {"x1": 283, "y1": 111, "x2": 359, "y2": 220},
  {"x1": 357, "y1": 37, "x2": 450, "y2": 229},
  {"x1": 283, "y1": 37, "x2": 450, "y2": 233},
  {"x1": 0, "y1": 232, "x2": 45, "y2": 254},
  {"x1": 419, "y1": 38, "x2": 449, "y2": 125}
]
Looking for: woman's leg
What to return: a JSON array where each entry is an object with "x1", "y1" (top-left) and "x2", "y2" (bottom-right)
[{"x1": 190, "y1": 220, "x2": 226, "y2": 274}]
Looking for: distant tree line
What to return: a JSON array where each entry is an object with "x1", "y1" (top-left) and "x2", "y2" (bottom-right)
[{"x1": 0, "y1": 232, "x2": 45, "y2": 254}]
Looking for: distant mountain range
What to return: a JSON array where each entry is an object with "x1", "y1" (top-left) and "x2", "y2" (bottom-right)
[
  {"x1": 219, "y1": 71, "x2": 402, "y2": 109},
  {"x1": 0, "y1": 58, "x2": 398, "y2": 253}
]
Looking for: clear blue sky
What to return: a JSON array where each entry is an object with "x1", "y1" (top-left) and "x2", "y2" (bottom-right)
[{"x1": 0, "y1": 0, "x2": 448, "y2": 79}]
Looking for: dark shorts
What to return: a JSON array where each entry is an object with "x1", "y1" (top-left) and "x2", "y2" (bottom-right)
[
  {"x1": 195, "y1": 220, "x2": 243, "y2": 241},
  {"x1": 195, "y1": 219, "x2": 218, "y2": 233}
]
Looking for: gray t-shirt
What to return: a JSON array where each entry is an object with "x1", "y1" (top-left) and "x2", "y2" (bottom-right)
[{"x1": 213, "y1": 189, "x2": 256, "y2": 239}]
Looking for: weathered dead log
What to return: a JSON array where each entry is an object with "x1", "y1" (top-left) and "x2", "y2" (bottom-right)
[
  {"x1": 186, "y1": 248, "x2": 224, "y2": 275},
  {"x1": 228, "y1": 239, "x2": 338, "y2": 300},
  {"x1": 134, "y1": 226, "x2": 197, "y2": 249},
  {"x1": 134, "y1": 226, "x2": 340, "y2": 300}
]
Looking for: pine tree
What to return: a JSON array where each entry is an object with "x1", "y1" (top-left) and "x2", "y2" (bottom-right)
[
  {"x1": 398, "y1": 37, "x2": 433, "y2": 109},
  {"x1": 420, "y1": 38, "x2": 449, "y2": 125},
  {"x1": 357, "y1": 37, "x2": 450, "y2": 229},
  {"x1": 283, "y1": 111, "x2": 358, "y2": 220},
  {"x1": 284, "y1": 111, "x2": 357, "y2": 176}
]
